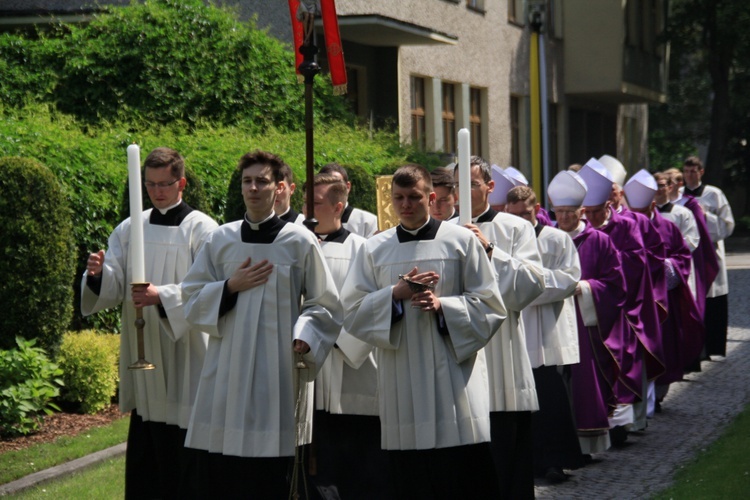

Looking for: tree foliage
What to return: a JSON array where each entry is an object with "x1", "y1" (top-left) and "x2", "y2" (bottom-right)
[
  {"x1": 651, "y1": 0, "x2": 750, "y2": 217},
  {"x1": 0, "y1": 0, "x2": 354, "y2": 130}
]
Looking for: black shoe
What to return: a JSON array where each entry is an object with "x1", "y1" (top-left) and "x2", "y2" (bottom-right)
[
  {"x1": 544, "y1": 467, "x2": 568, "y2": 484},
  {"x1": 655, "y1": 400, "x2": 662, "y2": 413},
  {"x1": 609, "y1": 425, "x2": 628, "y2": 447}
]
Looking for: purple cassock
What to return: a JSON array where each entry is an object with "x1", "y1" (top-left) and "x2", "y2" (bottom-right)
[
  {"x1": 570, "y1": 222, "x2": 626, "y2": 433},
  {"x1": 536, "y1": 207, "x2": 553, "y2": 227},
  {"x1": 594, "y1": 207, "x2": 649, "y2": 404},
  {"x1": 619, "y1": 207, "x2": 668, "y2": 380},
  {"x1": 650, "y1": 211, "x2": 705, "y2": 385},
  {"x1": 675, "y1": 196, "x2": 720, "y2": 320}
]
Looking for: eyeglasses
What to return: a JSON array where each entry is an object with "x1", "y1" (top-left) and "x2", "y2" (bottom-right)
[
  {"x1": 455, "y1": 182, "x2": 486, "y2": 190},
  {"x1": 144, "y1": 179, "x2": 180, "y2": 189}
]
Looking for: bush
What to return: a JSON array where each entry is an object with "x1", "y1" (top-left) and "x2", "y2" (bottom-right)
[
  {"x1": 0, "y1": 156, "x2": 76, "y2": 352},
  {"x1": 56, "y1": 330, "x2": 119, "y2": 414},
  {"x1": 1, "y1": 0, "x2": 353, "y2": 130},
  {"x1": 0, "y1": 337, "x2": 64, "y2": 437}
]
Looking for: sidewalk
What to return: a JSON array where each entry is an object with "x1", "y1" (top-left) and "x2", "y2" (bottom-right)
[{"x1": 534, "y1": 266, "x2": 750, "y2": 498}]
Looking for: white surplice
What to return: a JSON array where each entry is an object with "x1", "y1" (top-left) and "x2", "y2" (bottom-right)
[
  {"x1": 341, "y1": 221, "x2": 506, "y2": 450},
  {"x1": 181, "y1": 219, "x2": 342, "y2": 457},
  {"x1": 81, "y1": 209, "x2": 218, "y2": 428},
  {"x1": 343, "y1": 205, "x2": 378, "y2": 238},
  {"x1": 316, "y1": 231, "x2": 378, "y2": 416},
  {"x1": 522, "y1": 224, "x2": 581, "y2": 368},
  {"x1": 476, "y1": 211, "x2": 545, "y2": 412},
  {"x1": 660, "y1": 202, "x2": 700, "y2": 296}
]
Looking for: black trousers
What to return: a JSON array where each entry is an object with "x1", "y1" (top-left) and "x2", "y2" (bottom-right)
[
  {"x1": 125, "y1": 411, "x2": 189, "y2": 500},
  {"x1": 705, "y1": 294, "x2": 729, "y2": 356},
  {"x1": 388, "y1": 443, "x2": 499, "y2": 500},
  {"x1": 310, "y1": 411, "x2": 393, "y2": 500},
  {"x1": 490, "y1": 411, "x2": 534, "y2": 499},
  {"x1": 531, "y1": 365, "x2": 584, "y2": 474}
]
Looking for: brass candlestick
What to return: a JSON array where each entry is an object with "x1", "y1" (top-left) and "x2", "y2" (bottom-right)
[{"x1": 128, "y1": 282, "x2": 155, "y2": 371}]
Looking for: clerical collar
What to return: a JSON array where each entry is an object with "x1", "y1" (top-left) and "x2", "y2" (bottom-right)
[
  {"x1": 279, "y1": 207, "x2": 300, "y2": 223},
  {"x1": 397, "y1": 217, "x2": 440, "y2": 243},
  {"x1": 565, "y1": 221, "x2": 586, "y2": 239},
  {"x1": 474, "y1": 205, "x2": 498, "y2": 223},
  {"x1": 241, "y1": 212, "x2": 286, "y2": 244},
  {"x1": 657, "y1": 202, "x2": 674, "y2": 213},
  {"x1": 317, "y1": 226, "x2": 349, "y2": 243},
  {"x1": 684, "y1": 183, "x2": 705, "y2": 197},
  {"x1": 150, "y1": 200, "x2": 193, "y2": 227},
  {"x1": 341, "y1": 203, "x2": 354, "y2": 223},
  {"x1": 244, "y1": 211, "x2": 276, "y2": 230}
]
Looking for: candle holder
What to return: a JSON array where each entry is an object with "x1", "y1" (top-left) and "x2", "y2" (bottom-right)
[{"x1": 128, "y1": 282, "x2": 156, "y2": 371}]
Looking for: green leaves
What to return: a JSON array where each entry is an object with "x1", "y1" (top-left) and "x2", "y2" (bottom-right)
[{"x1": 0, "y1": 337, "x2": 64, "y2": 437}]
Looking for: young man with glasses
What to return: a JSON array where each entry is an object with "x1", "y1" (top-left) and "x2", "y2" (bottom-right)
[{"x1": 81, "y1": 147, "x2": 218, "y2": 499}]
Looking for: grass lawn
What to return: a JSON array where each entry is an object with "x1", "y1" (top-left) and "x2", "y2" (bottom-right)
[
  {"x1": 652, "y1": 402, "x2": 750, "y2": 498},
  {"x1": 0, "y1": 416, "x2": 129, "y2": 485},
  {"x1": 11, "y1": 456, "x2": 124, "y2": 499}
]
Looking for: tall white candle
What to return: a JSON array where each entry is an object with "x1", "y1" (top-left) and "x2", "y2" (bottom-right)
[
  {"x1": 457, "y1": 128, "x2": 472, "y2": 225},
  {"x1": 127, "y1": 144, "x2": 146, "y2": 283}
]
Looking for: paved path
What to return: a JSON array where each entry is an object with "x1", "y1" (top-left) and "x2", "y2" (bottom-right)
[{"x1": 534, "y1": 264, "x2": 750, "y2": 499}]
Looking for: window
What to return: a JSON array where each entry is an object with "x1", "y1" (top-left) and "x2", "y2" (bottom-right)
[
  {"x1": 469, "y1": 87, "x2": 483, "y2": 157},
  {"x1": 510, "y1": 96, "x2": 520, "y2": 168},
  {"x1": 508, "y1": 0, "x2": 524, "y2": 25},
  {"x1": 442, "y1": 83, "x2": 456, "y2": 155},
  {"x1": 410, "y1": 76, "x2": 426, "y2": 150},
  {"x1": 467, "y1": 0, "x2": 485, "y2": 12}
]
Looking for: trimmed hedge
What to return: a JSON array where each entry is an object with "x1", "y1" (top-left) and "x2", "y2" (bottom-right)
[
  {"x1": 0, "y1": 156, "x2": 76, "y2": 352},
  {"x1": 56, "y1": 330, "x2": 120, "y2": 414}
]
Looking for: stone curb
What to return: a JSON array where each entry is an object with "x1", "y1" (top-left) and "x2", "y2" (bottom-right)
[{"x1": 0, "y1": 443, "x2": 126, "y2": 496}]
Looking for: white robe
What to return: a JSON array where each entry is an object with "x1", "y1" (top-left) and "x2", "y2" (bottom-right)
[
  {"x1": 686, "y1": 185, "x2": 735, "y2": 297},
  {"x1": 341, "y1": 221, "x2": 506, "y2": 450},
  {"x1": 316, "y1": 232, "x2": 378, "y2": 416},
  {"x1": 343, "y1": 205, "x2": 378, "y2": 238},
  {"x1": 660, "y1": 203, "x2": 700, "y2": 296},
  {"x1": 181, "y1": 220, "x2": 342, "y2": 457},
  {"x1": 522, "y1": 225, "x2": 581, "y2": 368},
  {"x1": 477, "y1": 212, "x2": 545, "y2": 412},
  {"x1": 80, "y1": 209, "x2": 218, "y2": 428}
]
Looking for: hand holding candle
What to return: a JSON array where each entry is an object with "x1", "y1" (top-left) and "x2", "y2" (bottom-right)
[{"x1": 457, "y1": 128, "x2": 472, "y2": 225}]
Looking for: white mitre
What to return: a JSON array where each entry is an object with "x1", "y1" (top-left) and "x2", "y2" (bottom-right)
[
  {"x1": 579, "y1": 158, "x2": 613, "y2": 207},
  {"x1": 623, "y1": 169, "x2": 657, "y2": 209},
  {"x1": 548, "y1": 170, "x2": 587, "y2": 208},
  {"x1": 598, "y1": 154, "x2": 627, "y2": 187}
]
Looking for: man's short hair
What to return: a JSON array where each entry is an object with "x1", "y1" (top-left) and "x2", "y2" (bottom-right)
[
  {"x1": 280, "y1": 162, "x2": 295, "y2": 184},
  {"x1": 683, "y1": 155, "x2": 704, "y2": 170},
  {"x1": 319, "y1": 163, "x2": 349, "y2": 183},
  {"x1": 393, "y1": 164, "x2": 433, "y2": 193},
  {"x1": 568, "y1": 163, "x2": 582, "y2": 172},
  {"x1": 307, "y1": 173, "x2": 348, "y2": 205},
  {"x1": 653, "y1": 172, "x2": 669, "y2": 183},
  {"x1": 237, "y1": 150, "x2": 287, "y2": 184},
  {"x1": 430, "y1": 167, "x2": 456, "y2": 193},
  {"x1": 453, "y1": 156, "x2": 492, "y2": 183},
  {"x1": 506, "y1": 185, "x2": 537, "y2": 205},
  {"x1": 144, "y1": 147, "x2": 185, "y2": 179}
]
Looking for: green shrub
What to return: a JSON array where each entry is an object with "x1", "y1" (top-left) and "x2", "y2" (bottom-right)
[
  {"x1": 56, "y1": 330, "x2": 120, "y2": 414},
  {"x1": 0, "y1": 337, "x2": 64, "y2": 437},
  {"x1": 6, "y1": 0, "x2": 350, "y2": 130},
  {"x1": 0, "y1": 156, "x2": 76, "y2": 352}
]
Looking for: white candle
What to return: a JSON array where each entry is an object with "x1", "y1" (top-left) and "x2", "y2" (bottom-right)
[
  {"x1": 457, "y1": 128, "x2": 472, "y2": 225},
  {"x1": 127, "y1": 144, "x2": 146, "y2": 283}
]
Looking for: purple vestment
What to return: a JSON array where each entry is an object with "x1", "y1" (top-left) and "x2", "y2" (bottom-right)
[
  {"x1": 681, "y1": 196, "x2": 720, "y2": 320},
  {"x1": 595, "y1": 207, "x2": 647, "y2": 403},
  {"x1": 536, "y1": 207, "x2": 553, "y2": 227},
  {"x1": 620, "y1": 207, "x2": 667, "y2": 380},
  {"x1": 570, "y1": 222, "x2": 625, "y2": 432},
  {"x1": 651, "y1": 211, "x2": 705, "y2": 384}
]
